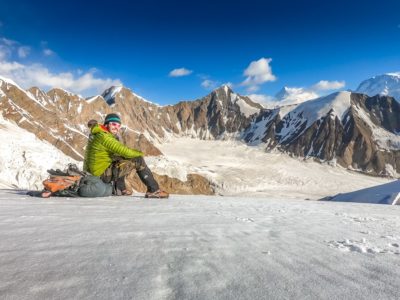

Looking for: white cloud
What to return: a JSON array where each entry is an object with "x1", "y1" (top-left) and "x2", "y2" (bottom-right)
[
  {"x1": 43, "y1": 48, "x2": 54, "y2": 56},
  {"x1": 246, "y1": 85, "x2": 261, "y2": 93},
  {"x1": 201, "y1": 79, "x2": 218, "y2": 90},
  {"x1": 247, "y1": 94, "x2": 274, "y2": 107},
  {"x1": 0, "y1": 45, "x2": 11, "y2": 60},
  {"x1": 241, "y1": 57, "x2": 277, "y2": 92},
  {"x1": 0, "y1": 38, "x2": 17, "y2": 46},
  {"x1": 18, "y1": 46, "x2": 30, "y2": 58},
  {"x1": 0, "y1": 60, "x2": 24, "y2": 73},
  {"x1": 0, "y1": 60, "x2": 122, "y2": 95},
  {"x1": 169, "y1": 67, "x2": 192, "y2": 77},
  {"x1": 312, "y1": 80, "x2": 345, "y2": 91},
  {"x1": 0, "y1": 36, "x2": 121, "y2": 95},
  {"x1": 247, "y1": 81, "x2": 342, "y2": 109},
  {"x1": 248, "y1": 88, "x2": 319, "y2": 108}
]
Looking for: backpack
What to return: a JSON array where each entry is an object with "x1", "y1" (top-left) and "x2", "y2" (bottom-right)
[
  {"x1": 43, "y1": 175, "x2": 82, "y2": 195},
  {"x1": 38, "y1": 164, "x2": 112, "y2": 198},
  {"x1": 40, "y1": 164, "x2": 86, "y2": 198}
]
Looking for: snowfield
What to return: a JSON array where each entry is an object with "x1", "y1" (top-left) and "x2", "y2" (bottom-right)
[
  {"x1": 0, "y1": 191, "x2": 399, "y2": 299},
  {"x1": 155, "y1": 137, "x2": 393, "y2": 200}
]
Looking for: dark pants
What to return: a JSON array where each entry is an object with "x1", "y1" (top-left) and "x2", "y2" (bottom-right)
[{"x1": 100, "y1": 157, "x2": 159, "y2": 195}]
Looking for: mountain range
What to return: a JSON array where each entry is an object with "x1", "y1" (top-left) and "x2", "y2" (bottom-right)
[{"x1": 0, "y1": 73, "x2": 399, "y2": 193}]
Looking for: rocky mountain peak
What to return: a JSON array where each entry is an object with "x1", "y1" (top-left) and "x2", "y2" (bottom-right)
[
  {"x1": 47, "y1": 88, "x2": 84, "y2": 103},
  {"x1": 101, "y1": 85, "x2": 124, "y2": 105},
  {"x1": 214, "y1": 84, "x2": 233, "y2": 95},
  {"x1": 27, "y1": 87, "x2": 49, "y2": 107},
  {"x1": 275, "y1": 86, "x2": 294, "y2": 99},
  {"x1": 101, "y1": 85, "x2": 155, "y2": 107}
]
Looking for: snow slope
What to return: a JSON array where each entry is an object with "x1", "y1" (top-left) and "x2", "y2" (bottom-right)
[
  {"x1": 0, "y1": 115, "x2": 80, "y2": 189},
  {"x1": 0, "y1": 192, "x2": 399, "y2": 299},
  {"x1": 328, "y1": 180, "x2": 400, "y2": 205}
]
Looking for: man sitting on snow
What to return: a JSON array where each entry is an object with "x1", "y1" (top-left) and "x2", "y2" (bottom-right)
[{"x1": 83, "y1": 113, "x2": 169, "y2": 198}]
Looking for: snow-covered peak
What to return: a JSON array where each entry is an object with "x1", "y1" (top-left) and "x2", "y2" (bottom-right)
[
  {"x1": 356, "y1": 73, "x2": 400, "y2": 101},
  {"x1": 0, "y1": 76, "x2": 50, "y2": 107},
  {"x1": 213, "y1": 85, "x2": 233, "y2": 96},
  {"x1": 275, "y1": 86, "x2": 297, "y2": 100},
  {"x1": 278, "y1": 91, "x2": 352, "y2": 142},
  {"x1": 210, "y1": 85, "x2": 262, "y2": 117},
  {"x1": 101, "y1": 85, "x2": 157, "y2": 106},
  {"x1": 385, "y1": 72, "x2": 400, "y2": 77},
  {"x1": 102, "y1": 86, "x2": 123, "y2": 104},
  {"x1": 296, "y1": 91, "x2": 351, "y2": 124},
  {"x1": 0, "y1": 75, "x2": 20, "y2": 88},
  {"x1": 0, "y1": 76, "x2": 31, "y2": 96}
]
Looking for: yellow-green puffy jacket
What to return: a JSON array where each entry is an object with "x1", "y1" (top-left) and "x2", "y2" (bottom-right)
[{"x1": 83, "y1": 124, "x2": 143, "y2": 176}]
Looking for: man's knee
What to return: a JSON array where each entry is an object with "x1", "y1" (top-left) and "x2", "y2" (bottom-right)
[{"x1": 131, "y1": 157, "x2": 147, "y2": 171}]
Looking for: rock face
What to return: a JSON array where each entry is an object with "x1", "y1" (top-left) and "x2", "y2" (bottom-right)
[
  {"x1": 128, "y1": 173, "x2": 214, "y2": 195},
  {"x1": 243, "y1": 92, "x2": 400, "y2": 176},
  {"x1": 1, "y1": 75, "x2": 400, "y2": 185},
  {"x1": 101, "y1": 84, "x2": 262, "y2": 141}
]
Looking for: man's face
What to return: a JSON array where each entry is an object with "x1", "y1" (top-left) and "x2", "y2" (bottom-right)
[{"x1": 106, "y1": 122, "x2": 121, "y2": 135}]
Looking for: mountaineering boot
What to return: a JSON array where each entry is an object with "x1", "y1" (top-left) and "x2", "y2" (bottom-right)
[{"x1": 145, "y1": 189, "x2": 169, "y2": 199}]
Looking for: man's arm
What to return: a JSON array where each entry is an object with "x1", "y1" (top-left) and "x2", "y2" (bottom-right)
[{"x1": 101, "y1": 132, "x2": 144, "y2": 158}]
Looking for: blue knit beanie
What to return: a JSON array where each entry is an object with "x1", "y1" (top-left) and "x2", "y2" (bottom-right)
[{"x1": 104, "y1": 113, "x2": 121, "y2": 124}]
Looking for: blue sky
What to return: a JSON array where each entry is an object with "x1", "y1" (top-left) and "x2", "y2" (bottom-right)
[{"x1": 0, "y1": 0, "x2": 399, "y2": 105}]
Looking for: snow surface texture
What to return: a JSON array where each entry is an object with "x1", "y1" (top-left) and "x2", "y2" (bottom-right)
[
  {"x1": 156, "y1": 137, "x2": 392, "y2": 200},
  {"x1": 0, "y1": 115, "x2": 79, "y2": 189},
  {"x1": 0, "y1": 192, "x2": 399, "y2": 299}
]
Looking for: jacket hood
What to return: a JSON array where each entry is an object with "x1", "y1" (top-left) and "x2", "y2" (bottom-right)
[{"x1": 91, "y1": 124, "x2": 109, "y2": 134}]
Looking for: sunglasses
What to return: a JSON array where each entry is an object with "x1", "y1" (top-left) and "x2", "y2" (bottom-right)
[{"x1": 108, "y1": 122, "x2": 121, "y2": 128}]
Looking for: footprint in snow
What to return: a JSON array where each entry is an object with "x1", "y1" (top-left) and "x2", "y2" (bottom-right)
[
  {"x1": 327, "y1": 239, "x2": 400, "y2": 255},
  {"x1": 235, "y1": 217, "x2": 255, "y2": 223}
]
